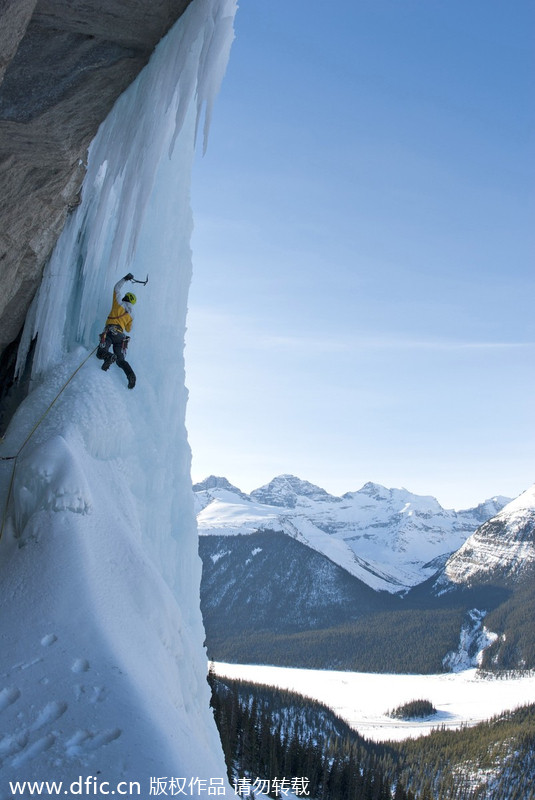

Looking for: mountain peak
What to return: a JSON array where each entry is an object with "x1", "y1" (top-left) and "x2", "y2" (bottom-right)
[
  {"x1": 250, "y1": 474, "x2": 335, "y2": 508},
  {"x1": 192, "y1": 475, "x2": 249, "y2": 501},
  {"x1": 345, "y1": 482, "x2": 435, "y2": 508},
  {"x1": 193, "y1": 475, "x2": 239, "y2": 492},
  {"x1": 497, "y1": 484, "x2": 535, "y2": 518},
  {"x1": 358, "y1": 481, "x2": 391, "y2": 499}
]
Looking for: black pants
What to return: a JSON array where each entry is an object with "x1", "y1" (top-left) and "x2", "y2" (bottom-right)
[{"x1": 96, "y1": 327, "x2": 136, "y2": 383}]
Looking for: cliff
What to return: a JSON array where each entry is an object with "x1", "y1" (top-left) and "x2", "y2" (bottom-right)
[
  {"x1": 0, "y1": 0, "x2": 192, "y2": 366},
  {"x1": 0, "y1": 0, "x2": 237, "y2": 783}
]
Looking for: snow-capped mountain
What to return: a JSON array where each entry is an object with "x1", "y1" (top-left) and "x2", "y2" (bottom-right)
[
  {"x1": 195, "y1": 474, "x2": 510, "y2": 592},
  {"x1": 437, "y1": 484, "x2": 535, "y2": 588},
  {"x1": 250, "y1": 475, "x2": 337, "y2": 507},
  {"x1": 197, "y1": 477, "x2": 534, "y2": 673},
  {"x1": 194, "y1": 475, "x2": 249, "y2": 510}
]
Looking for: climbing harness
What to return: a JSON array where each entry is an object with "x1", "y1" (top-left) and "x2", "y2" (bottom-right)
[
  {"x1": 99, "y1": 327, "x2": 129, "y2": 355},
  {"x1": 0, "y1": 345, "x2": 98, "y2": 542}
]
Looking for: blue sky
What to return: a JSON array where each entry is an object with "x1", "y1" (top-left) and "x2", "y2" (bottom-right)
[{"x1": 185, "y1": 0, "x2": 534, "y2": 509}]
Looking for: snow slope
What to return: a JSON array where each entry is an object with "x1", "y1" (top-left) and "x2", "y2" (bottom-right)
[
  {"x1": 0, "y1": 0, "x2": 237, "y2": 791},
  {"x1": 195, "y1": 475, "x2": 510, "y2": 591},
  {"x1": 442, "y1": 484, "x2": 535, "y2": 586}
]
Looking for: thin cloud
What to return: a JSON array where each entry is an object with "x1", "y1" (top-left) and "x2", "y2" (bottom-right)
[
  {"x1": 257, "y1": 332, "x2": 534, "y2": 354},
  {"x1": 187, "y1": 307, "x2": 534, "y2": 356}
]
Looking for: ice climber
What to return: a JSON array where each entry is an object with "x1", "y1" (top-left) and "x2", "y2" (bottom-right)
[{"x1": 97, "y1": 274, "x2": 137, "y2": 389}]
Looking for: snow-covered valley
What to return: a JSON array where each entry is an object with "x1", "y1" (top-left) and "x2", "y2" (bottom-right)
[{"x1": 213, "y1": 662, "x2": 535, "y2": 743}]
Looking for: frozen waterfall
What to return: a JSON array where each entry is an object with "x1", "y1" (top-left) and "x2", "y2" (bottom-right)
[{"x1": 0, "y1": 0, "x2": 237, "y2": 788}]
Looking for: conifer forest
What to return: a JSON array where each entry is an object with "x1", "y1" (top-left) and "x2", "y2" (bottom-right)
[{"x1": 208, "y1": 671, "x2": 535, "y2": 800}]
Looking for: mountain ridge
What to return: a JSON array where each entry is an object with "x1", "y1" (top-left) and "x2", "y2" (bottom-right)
[
  {"x1": 435, "y1": 485, "x2": 535, "y2": 590},
  {"x1": 195, "y1": 473, "x2": 511, "y2": 593},
  {"x1": 197, "y1": 476, "x2": 535, "y2": 672}
]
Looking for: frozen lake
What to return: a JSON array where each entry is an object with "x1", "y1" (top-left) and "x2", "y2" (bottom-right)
[{"x1": 213, "y1": 662, "x2": 535, "y2": 742}]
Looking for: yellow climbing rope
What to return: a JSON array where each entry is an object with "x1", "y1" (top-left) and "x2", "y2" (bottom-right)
[{"x1": 0, "y1": 346, "x2": 98, "y2": 542}]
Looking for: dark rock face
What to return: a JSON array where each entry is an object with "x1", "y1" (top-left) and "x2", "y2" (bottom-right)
[{"x1": 0, "y1": 0, "x2": 193, "y2": 357}]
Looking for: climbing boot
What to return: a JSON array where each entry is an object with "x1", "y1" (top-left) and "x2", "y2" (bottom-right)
[
  {"x1": 101, "y1": 354, "x2": 116, "y2": 371},
  {"x1": 127, "y1": 374, "x2": 136, "y2": 390}
]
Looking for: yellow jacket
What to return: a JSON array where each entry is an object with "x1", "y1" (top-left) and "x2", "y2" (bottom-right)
[{"x1": 106, "y1": 278, "x2": 134, "y2": 333}]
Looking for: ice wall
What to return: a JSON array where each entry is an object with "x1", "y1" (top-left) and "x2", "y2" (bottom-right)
[
  {"x1": 16, "y1": 0, "x2": 237, "y2": 589},
  {"x1": 0, "y1": 0, "x2": 237, "y2": 788}
]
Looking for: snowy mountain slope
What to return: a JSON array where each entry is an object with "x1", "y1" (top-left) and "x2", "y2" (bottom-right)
[
  {"x1": 430, "y1": 485, "x2": 535, "y2": 671},
  {"x1": 200, "y1": 529, "x2": 397, "y2": 639},
  {"x1": 0, "y1": 0, "x2": 237, "y2": 788},
  {"x1": 0, "y1": 416, "x2": 219, "y2": 788},
  {"x1": 193, "y1": 476, "x2": 249, "y2": 511},
  {"x1": 197, "y1": 478, "x2": 533, "y2": 673},
  {"x1": 195, "y1": 475, "x2": 509, "y2": 592},
  {"x1": 437, "y1": 484, "x2": 535, "y2": 588}
]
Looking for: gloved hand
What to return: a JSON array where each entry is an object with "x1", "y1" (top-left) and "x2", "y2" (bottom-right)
[{"x1": 124, "y1": 273, "x2": 134, "y2": 281}]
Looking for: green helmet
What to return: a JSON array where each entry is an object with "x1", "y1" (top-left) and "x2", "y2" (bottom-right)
[{"x1": 123, "y1": 292, "x2": 137, "y2": 305}]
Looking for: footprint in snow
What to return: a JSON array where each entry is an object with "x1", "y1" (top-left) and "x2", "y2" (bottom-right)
[
  {"x1": 90, "y1": 686, "x2": 106, "y2": 704},
  {"x1": 66, "y1": 728, "x2": 121, "y2": 756},
  {"x1": 73, "y1": 684, "x2": 86, "y2": 702},
  {"x1": 30, "y1": 700, "x2": 68, "y2": 732},
  {"x1": 71, "y1": 658, "x2": 90, "y2": 673},
  {"x1": 10, "y1": 733, "x2": 55, "y2": 767},
  {"x1": 0, "y1": 732, "x2": 28, "y2": 758},
  {"x1": 0, "y1": 687, "x2": 21, "y2": 713},
  {"x1": 40, "y1": 634, "x2": 57, "y2": 647}
]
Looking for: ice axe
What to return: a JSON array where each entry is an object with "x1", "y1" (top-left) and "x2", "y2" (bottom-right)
[{"x1": 130, "y1": 274, "x2": 149, "y2": 285}]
